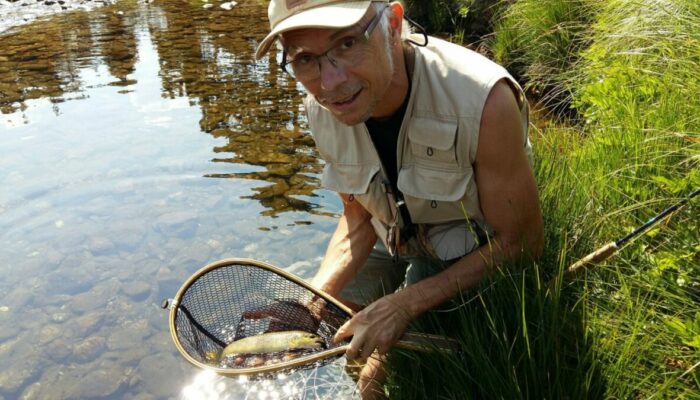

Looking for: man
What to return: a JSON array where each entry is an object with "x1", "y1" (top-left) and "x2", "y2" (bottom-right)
[{"x1": 255, "y1": 0, "x2": 544, "y2": 397}]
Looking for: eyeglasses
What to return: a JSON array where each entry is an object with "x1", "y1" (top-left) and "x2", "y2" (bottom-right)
[{"x1": 280, "y1": 6, "x2": 388, "y2": 80}]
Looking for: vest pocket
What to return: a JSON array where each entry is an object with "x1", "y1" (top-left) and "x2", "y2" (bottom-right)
[
  {"x1": 322, "y1": 163, "x2": 395, "y2": 226},
  {"x1": 322, "y1": 163, "x2": 378, "y2": 194},
  {"x1": 398, "y1": 164, "x2": 473, "y2": 224},
  {"x1": 407, "y1": 118, "x2": 458, "y2": 164}
]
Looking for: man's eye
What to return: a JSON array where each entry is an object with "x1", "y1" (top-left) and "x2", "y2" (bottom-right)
[
  {"x1": 339, "y1": 37, "x2": 357, "y2": 50},
  {"x1": 293, "y1": 54, "x2": 314, "y2": 66}
]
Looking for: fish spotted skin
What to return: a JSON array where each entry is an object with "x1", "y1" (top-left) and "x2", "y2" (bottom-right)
[{"x1": 220, "y1": 330, "x2": 324, "y2": 359}]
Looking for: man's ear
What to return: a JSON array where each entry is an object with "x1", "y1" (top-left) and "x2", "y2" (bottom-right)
[{"x1": 387, "y1": 2, "x2": 404, "y2": 39}]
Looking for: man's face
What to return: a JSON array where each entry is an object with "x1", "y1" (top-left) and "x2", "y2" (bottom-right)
[{"x1": 280, "y1": 8, "x2": 395, "y2": 126}]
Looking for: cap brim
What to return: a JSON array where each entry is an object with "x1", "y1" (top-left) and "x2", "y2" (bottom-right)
[{"x1": 254, "y1": 1, "x2": 373, "y2": 60}]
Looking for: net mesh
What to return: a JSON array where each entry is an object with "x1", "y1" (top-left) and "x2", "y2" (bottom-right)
[{"x1": 174, "y1": 260, "x2": 351, "y2": 372}]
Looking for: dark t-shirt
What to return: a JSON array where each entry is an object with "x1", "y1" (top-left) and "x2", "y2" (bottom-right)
[
  {"x1": 365, "y1": 93, "x2": 413, "y2": 227},
  {"x1": 365, "y1": 95, "x2": 408, "y2": 194}
]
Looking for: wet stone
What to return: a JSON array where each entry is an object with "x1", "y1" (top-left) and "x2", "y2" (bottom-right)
[
  {"x1": 110, "y1": 221, "x2": 148, "y2": 251},
  {"x1": 107, "y1": 319, "x2": 149, "y2": 351},
  {"x1": 51, "y1": 256, "x2": 96, "y2": 295},
  {"x1": 0, "y1": 355, "x2": 40, "y2": 395},
  {"x1": 0, "y1": 337, "x2": 20, "y2": 363},
  {"x1": 5, "y1": 286, "x2": 33, "y2": 310},
  {"x1": 133, "y1": 352, "x2": 183, "y2": 398},
  {"x1": 121, "y1": 281, "x2": 151, "y2": 301},
  {"x1": 18, "y1": 308, "x2": 50, "y2": 332},
  {"x1": 103, "y1": 346, "x2": 149, "y2": 366},
  {"x1": 64, "y1": 367, "x2": 126, "y2": 399},
  {"x1": 0, "y1": 318, "x2": 20, "y2": 342},
  {"x1": 154, "y1": 210, "x2": 199, "y2": 238},
  {"x1": 144, "y1": 330, "x2": 173, "y2": 355},
  {"x1": 20, "y1": 382, "x2": 42, "y2": 400},
  {"x1": 37, "y1": 324, "x2": 62, "y2": 346},
  {"x1": 88, "y1": 236, "x2": 116, "y2": 255},
  {"x1": 44, "y1": 338, "x2": 71, "y2": 363},
  {"x1": 156, "y1": 266, "x2": 184, "y2": 300},
  {"x1": 169, "y1": 240, "x2": 211, "y2": 266},
  {"x1": 70, "y1": 288, "x2": 108, "y2": 314},
  {"x1": 27, "y1": 365, "x2": 67, "y2": 400},
  {"x1": 73, "y1": 336, "x2": 106, "y2": 363},
  {"x1": 111, "y1": 290, "x2": 139, "y2": 312},
  {"x1": 73, "y1": 312, "x2": 105, "y2": 338},
  {"x1": 69, "y1": 279, "x2": 119, "y2": 314}
]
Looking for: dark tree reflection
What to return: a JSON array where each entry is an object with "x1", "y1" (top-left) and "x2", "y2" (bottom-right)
[
  {"x1": 147, "y1": 0, "x2": 324, "y2": 217},
  {"x1": 0, "y1": 0, "x2": 326, "y2": 217}
]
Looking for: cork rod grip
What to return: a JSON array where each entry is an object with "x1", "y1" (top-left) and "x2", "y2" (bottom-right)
[{"x1": 566, "y1": 242, "x2": 619, "y2": 275}]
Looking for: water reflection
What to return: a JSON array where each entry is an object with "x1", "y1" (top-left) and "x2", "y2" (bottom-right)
[
  {"x1": 0, "y1": 0, "x2": 325, "y2": 217},
  {"x1": 148, "y1": 0, "x2": 325, "y2": 217},
  {"x1": 0, "y1": 1, "x2": 348, "y2": 398}
]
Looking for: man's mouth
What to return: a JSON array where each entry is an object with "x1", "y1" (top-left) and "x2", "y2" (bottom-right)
[{"x1": 324, "y1": 88, "x2": 362, "y2": 109}]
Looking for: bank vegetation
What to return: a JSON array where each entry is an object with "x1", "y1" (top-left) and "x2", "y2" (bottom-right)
[{"x1": 388, "y1": 0, "x2": 700, "y2": 398}]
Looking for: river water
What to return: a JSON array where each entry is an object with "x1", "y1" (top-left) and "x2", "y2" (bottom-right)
[{"x1": 0, "y1": 0, "x2": 359, "y2": 398}]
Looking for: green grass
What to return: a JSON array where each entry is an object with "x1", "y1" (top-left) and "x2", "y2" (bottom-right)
[
  {"x1": 489, "y1": 0, "x2": 595, "y2": 120},
  {"x1": 390, "y1": 0, "x2": 700, "y2": 398}
]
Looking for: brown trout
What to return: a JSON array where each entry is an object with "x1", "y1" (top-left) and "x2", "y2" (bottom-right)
[{"x1": 220, "y1": 330, "x2": 324, "y2": 360}]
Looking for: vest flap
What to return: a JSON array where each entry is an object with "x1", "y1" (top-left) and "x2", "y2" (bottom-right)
[
  {"x1": 322, "y1": 163, "x2": 380, "y2": 194},
  {"x1": 397, "y1": 164, "x2": 471, "y2": 202},
  {"x1": 407, "y1": 118, "x2": 457, "y2": 150}
]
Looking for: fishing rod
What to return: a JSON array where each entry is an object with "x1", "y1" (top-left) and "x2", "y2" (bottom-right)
[{"x1": 554, "y1": 188, "x2": 699, "y2": 282}]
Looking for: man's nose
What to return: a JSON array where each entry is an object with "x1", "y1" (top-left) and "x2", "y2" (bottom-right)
[{"x1": 318, "y1": 56, "x2": 348, "y2": 91}]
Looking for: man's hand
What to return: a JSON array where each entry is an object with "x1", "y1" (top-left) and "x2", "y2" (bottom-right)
[{"x1": 332, "y1": 292, "x2": 412, "y2": 360}]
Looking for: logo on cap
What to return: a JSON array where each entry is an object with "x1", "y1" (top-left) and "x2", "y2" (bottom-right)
[{"x1": 286, "y1": 0, "x2": 306, "y2": 9}]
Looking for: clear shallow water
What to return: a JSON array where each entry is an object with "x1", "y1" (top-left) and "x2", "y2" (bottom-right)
[{"x1": 0, "y1": 1, "x2": 357, "y2": 398}]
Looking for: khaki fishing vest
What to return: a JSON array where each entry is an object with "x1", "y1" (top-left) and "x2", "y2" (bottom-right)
[{"x1": 304, "y1": 35, "x2": 532, "y2": 258}]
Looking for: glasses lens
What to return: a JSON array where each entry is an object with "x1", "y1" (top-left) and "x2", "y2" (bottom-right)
[
  {"x1": 289, "y1": 59, "x2": 317, "y2": 80},
  {"x1": 281, "y1": 7, "x2": 385, "y2": 80}
]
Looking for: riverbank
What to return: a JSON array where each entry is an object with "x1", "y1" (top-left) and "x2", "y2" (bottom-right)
[
  {"x1": 388, "y1": 1, "x2": 699, "y2": 398},
  {"x1": 0, "y1": 0, "x2": 121, "y2": 34}
]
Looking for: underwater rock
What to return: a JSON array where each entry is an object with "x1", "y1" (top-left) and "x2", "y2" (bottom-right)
[
  {"x1": 121, "y1": 281, "x2": 151, "y2": 302},
  {"x1": 133, "y1": 352, "x2": 183, "y2": 398},
  {"x1": 73, "y1": 336, "x2": 107, "y2": 363}
]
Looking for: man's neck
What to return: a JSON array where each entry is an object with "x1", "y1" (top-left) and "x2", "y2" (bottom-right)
[{"x1": 371, "y1": 45, "x2": 410, "y2": 119}]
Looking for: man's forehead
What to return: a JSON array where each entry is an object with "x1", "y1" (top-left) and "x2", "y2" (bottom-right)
[{"x1": 280, "y1": 10, "x2": 372, "y2": 50}]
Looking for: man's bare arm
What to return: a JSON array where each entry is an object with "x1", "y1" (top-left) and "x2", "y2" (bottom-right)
[
  {"x1": 334, "y1": 79, "x2": 544, "y2": 358},
  {"x1": 395, "y1": 79, "x2": 544, "y2": 317},
  {"x1": 311, "y1": 193, "x2": 378, "y2": 298}
]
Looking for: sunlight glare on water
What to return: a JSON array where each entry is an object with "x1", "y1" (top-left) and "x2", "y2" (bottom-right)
[{"x1": 180, "y1": 362, "x2": 359, "y2": 400}]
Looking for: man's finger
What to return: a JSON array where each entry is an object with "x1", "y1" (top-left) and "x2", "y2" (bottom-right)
[
  {"x1": 346, "y1": 330, "x2": 378, "y2": 361},
  {"x1": 359, "y1": 343, "x2": 375, "y2": 360},
  {"x1": 375, "y1": 343, "x2": 391, "y2": 357},
  {"x1": 346, "y1": 337, "x2": 362, "y2": 360},
  {"x1": 333, "y1": 320, "x2": 353, "y2": 344}
]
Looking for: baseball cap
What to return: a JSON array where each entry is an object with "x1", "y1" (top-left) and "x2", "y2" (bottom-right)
[{"x1": 254, "y1": 0, "x2": 390, "y2": 60}]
